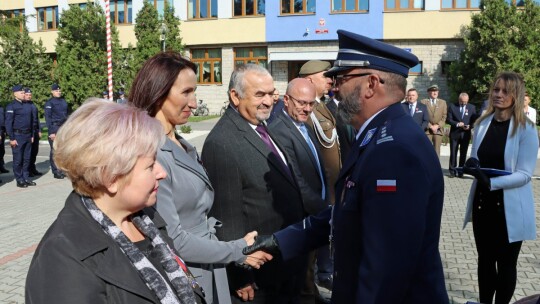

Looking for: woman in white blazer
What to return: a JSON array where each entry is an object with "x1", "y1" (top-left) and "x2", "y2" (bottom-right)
[
  {"x1": 463, "y1": 72, "x2": 538, "y2": 304},
  {"x1": 129, "y1": 52, "x2": 271, "y2": 304}
]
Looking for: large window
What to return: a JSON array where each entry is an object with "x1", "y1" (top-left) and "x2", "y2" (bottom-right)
[
  {"x1": 148, "y1": 0, "x2": 172, "y2": 17},
  {"x1": 385, "y1": 0, "x2": 424, "y2": 10},
  {"x1": 111, "y1": 0, "x2": 132, "y2": 24},
  {"x1": 191, "y1": 49, "x2": 222, "y2": 84},
  {"x1": 332, "y1": 0, "x2": 369, "y2": 12},
  {"x1": 234, "y1": 0, "x2": 265, "y2": 16},
  {"x1": 37, "y1": 6, "x2": 59, "y2": 30},
  {"x1": 409, "y1": 61, "x2": 423, "y2": 76},
  {"x1": 188, "y1": 0, "x2": 218, "y2": 19},
  {"x1": 281, "y1": 0, "x2": 315, "y2": 14},
  {"x1": 441, "y1": 0, "x2": 480, "y2": 9},
  {"x1": 234, "y1": 47, "x2": 268, "y2": 68}
]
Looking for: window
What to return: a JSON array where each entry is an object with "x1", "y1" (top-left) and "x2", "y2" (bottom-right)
[
  {"x1": 148, "y1": 0, "x2": 173, "y2": 17},
  {"x1": 385, "y1": 0, "x2": 424, "y2": 10},
  {"x1": 505, "y1": 0, "x2": 540, "y2": 5},
  {"x1": 1, "y1": 9, "x2": 25, "y2": 31},
  {"x1": 332, "y1": 0, "x2": 369, "y2": 12},
  {"x1": 409, "y1": 61, "x2": 423, "y2": 75},
  {"x1": 79, "y1": 3, "x2": 87, "y2": 9},
  {"x1": 281, "y1": 0, "x2": 315, "y2": 14},
  {"x1": 191, "y1": 49, "x2": 222, "y2": 84},
  {"x1": 441, "y1": 0, "x2": 480, "y2": 9},
  {"x1": 37, "y1": 6, "x2": 59, "y2": 30},
  {"x1": 188, "y1": 0, "x2": 218, "y2": 19},
  {"x1": 234, "y1": 0, "x2": 265, "y2": 16},
  {"x1": 234, "y1": 47, "x2": 268, "y2": 69},
  {"x1": 111, "y1": 0, "x2": 132, "y2": 24},
  {"x1": 441, "y1": 61, "x2": 453, "y2": 75}
]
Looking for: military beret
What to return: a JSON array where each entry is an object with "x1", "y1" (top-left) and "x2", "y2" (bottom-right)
[
  {"x1": 51, "y1": 83, "x2": 60, "y2": 90},
  {"x1": 427, "y1": 84, "x2": 439, "y2": 91},
  {"x1": 299, "y1": 60, "x2": 331, "y2": 76},
  {"x1": 324, "y1": 30, "x2": 419, "y2": 78},
  {"x1": 12, "y1": 84, "x2": 24, "y2": 92},
  {"x1": 24, "y1": 88, "x2": 32, "y2": 93}
]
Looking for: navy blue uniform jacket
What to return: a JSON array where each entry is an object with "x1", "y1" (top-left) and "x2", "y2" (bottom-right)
[{"x1": 274, "y1": 103, "x2": 449, "y2": 303}]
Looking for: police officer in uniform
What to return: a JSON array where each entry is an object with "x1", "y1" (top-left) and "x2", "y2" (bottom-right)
[
  {"x1": 0, "y1": 102, "x2": 8, "y2": 177},
  {"x1": 244, "y1": 30, "x2": 449, "y2": 303},
  {"x1": 24, "y1": 88, "x2": 43, "y2": 177},
  {"x1": 6, "y1": 85, "x2": 36, "y2": 188},
  {"x1": 116, "y1": 91, "x2": 127, "y2": 104},
  {"x1": 44, "y1": 84, "x2": 68, "y2": 179}
]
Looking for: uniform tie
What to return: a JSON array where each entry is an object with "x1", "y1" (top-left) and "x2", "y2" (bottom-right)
[
  {"x1": 256, "y1": 125, "x2": 291, "y2": 176},
  {"x1": 300, "y1": 124, "x2": 326, "y2": 199}
]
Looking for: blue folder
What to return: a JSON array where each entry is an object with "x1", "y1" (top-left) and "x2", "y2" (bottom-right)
[{"x1": 456, "y1": 167, "x2": 511, "y2": 177}]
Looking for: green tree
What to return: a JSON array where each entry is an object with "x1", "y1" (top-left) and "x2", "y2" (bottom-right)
[
  {"x1": 55, "y1": 2, "x2": 126, "y2": 108},
  {"x1": 133, "y1": 2, "x2": 161, "y2": 71},
  {"x1": 449, "y1": 0, "x2": 540, "y2": 109},
  {"x1": 163, "y1": 2, "x2": 184, "y2": 53},
  {"x1": 0, "y1": 12, "x2": 53, "y2": 115}
]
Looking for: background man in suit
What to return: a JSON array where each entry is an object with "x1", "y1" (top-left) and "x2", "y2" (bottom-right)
[
  {"x1": 300, "y1": 61, "x2": 341, "y2": 206},
  {"x1": 202, "y1": 64, "x2": 308, "y2": 303},
  {"x1": 447, "y1": 92, "x2": 476, "y2": 178},
  {"x1": 421, "y1": 84, "x2": 447, "y2": 157},
  {"x1": 269, "y1": 78, "x2": 329, "y2": 303},
  {"x1": 402, "y1": 88, "x2": 429, "y2": 131},
  {"x1": 267, "y1": 88, "x2": 284, "y2": 124},
  {"x1": 244, "y1": 30, "x2": 449, "y2": 304}
]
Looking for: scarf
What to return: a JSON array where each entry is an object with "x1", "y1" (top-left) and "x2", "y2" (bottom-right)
[{"x1": 80, "y1": 196, "x2": 198, "y2": 304}]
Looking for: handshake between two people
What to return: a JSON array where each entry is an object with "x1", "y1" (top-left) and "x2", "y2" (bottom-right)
[
  {"x1": 241, "y1": 233, "x2": 280, "y2": 269},
  {"x1": 462, "y1": 157, "x2": 491, "y2": 190},
  {"x1": 241, "y1": 232, "x2": 277, "y2": 269}
]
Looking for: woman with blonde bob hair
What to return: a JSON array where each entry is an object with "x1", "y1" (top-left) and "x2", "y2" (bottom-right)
[
  {"x1": 26, "y1": 99, "x2": 205, "y2": 304},
  {"x1": 463, "y1": 72, "x2": 538, "y2": 304}
]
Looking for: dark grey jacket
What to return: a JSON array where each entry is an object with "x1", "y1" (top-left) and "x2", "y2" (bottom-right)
[{"x1": 26, "y1": 191, "x2": 205, "y2": 304}]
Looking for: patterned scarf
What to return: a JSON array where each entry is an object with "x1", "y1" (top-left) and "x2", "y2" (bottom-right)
[{"x1": 80, "y1": 196, "x2": 197, "y2": 304}]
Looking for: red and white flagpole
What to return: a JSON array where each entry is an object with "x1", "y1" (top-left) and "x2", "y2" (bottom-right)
[{"x1": 104, "y1": 0, "x2": 113, "y2": 101}]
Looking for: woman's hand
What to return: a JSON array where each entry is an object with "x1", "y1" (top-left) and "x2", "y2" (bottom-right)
[{"x1": 243, "y1": 231, "x2": 258, "y2": 246}]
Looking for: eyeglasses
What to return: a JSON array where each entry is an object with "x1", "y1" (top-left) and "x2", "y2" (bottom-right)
[
  {"x1": 332, "y1": 73, "x2": 385, "y2": 87},
  {"x1": 287, "y1": 95, "x2": 316, "y2": 108}
]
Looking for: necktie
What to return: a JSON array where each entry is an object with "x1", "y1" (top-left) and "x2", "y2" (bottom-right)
[
  {"x1": 460, "y1": 105, "x2": 465, "y2": 119},
  {"x1": 300, "y1": 124, "x2": 326, "y2": 199},
  {"x1": 409, "y1": 103, "x2": 415, "y2": 116},
  {"x1": 256, "y1": 125, "x2": 291, "y2": 176},
  {"x1": 431, "y1": 99, "x2": 435, "y2": 106}
]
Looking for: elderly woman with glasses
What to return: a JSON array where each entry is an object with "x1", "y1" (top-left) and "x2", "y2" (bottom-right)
[
  {"x1": 129, "y1": 52, "x2": 271, "y2": 304},
  {"x1": 26, "y1": 99, "x2": 205, "y2": 303}
]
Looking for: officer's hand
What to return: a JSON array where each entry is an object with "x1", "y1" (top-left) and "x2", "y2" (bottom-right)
[
  {"x1": 49, "y1": 134, "x2": 56, "y2": 141},
  {"x1": 242, "y1": 235, "x2": 280, "y2": 255},
  {"x1": 9, "y1": 140, "x2": 17, "y2": 147},
  {"x1": 463, "y1": 157, "x2": 491, "y2": 189}
]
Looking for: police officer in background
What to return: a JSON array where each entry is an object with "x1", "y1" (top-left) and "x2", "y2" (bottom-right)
[
  {"x1": 116, "y1": 91, "x2": 127, "y2": 104},
  {"x1": 6, "y1": 85, "x2": 36, "y2": 188},
  {"x1": 24, "y1": 88, "x2": 43, "y2": 177},
  {"x1": 244, "y1": 30, "x2": 449, "y2": 303},
  {"x1": 44, "y1": 84, "x2": 68, "y2": 179}
]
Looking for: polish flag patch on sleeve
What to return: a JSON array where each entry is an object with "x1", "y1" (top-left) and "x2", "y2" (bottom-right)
[{"x1": 376, "y1": 180, "x2": 397, "y2": 192}]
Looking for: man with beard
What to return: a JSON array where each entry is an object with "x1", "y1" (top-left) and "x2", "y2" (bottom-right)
[
  {"x1": 244, "y1": 30, "x2": 449, "y2": 303},
  {"x1": 202, "y1": 64, "x2": 308, "y2": 303}
]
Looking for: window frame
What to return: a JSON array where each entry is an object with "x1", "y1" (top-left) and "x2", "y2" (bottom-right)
[
  {"x1": 191, "y1": 48, "x2": 222, "y2": 84},
  {"x1": 233, "y1": 0, "x2": 265, "y2": 17},
  {"x1": 384, "y1": 0, "x2": 424, "y2": 11},
  {"x1": 440, "y1": 0, "x2": 480, "y2": 10},
  {"x1": 2, "y1": 9, "x2": 25, "y2": 31},
  {"x1": 110, "y1": 0, "x2": 132, "y2": 24},
  {"x1": 280, "y1": 0, "x2": 316, "y2": 15},
  {"x1": 188, "y1": 0, "x2": 218, "y2": 20},
  {"x1": 331, "y1": 0, "x2": 369, "y2": 13},
  {"x1": 234, "y1": 47, "x2": 268, "y2": 68},
  {"x1": 37, "y1": 6, "x2": 59, "y2": 31},
  {"x1": 409, "y1": 61, "x2": 423, "y2": 76}
]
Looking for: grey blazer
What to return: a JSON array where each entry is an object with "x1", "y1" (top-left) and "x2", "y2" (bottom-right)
[{"x1": 156, "y1": 135, "x2": 247, "y2": 304}]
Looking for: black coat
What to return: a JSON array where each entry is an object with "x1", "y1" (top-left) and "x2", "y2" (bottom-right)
[
  {"x1": 446, "y1": 103, "x2": 477, "y2": 139},
  {"x1": 401, "y1": 101, "x2": 429, "y2": 131},
  {"x1": 201, "y1": 108, "x2": 307, "y2": 292},
  {"x1": 269, "y1": 111, "x2": 329, "y2": 215},
  {"x1": 26, "y1": 191, "x2": 205, "y2": 304}
]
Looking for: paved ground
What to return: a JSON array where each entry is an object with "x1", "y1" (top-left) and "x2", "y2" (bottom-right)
[{"x1": 0, "y1": 117, "x2": 539, "y2": 303}]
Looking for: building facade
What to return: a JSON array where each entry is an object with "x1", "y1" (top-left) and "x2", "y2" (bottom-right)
[{"x1": 1, "y1": 0, "x2": 533, "y2": 113}]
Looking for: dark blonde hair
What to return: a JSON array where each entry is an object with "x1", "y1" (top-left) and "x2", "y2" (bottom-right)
[
  {"x1": 475, "y1": 72, "x2": 532, "y2": 136},
  {"x1": 54, "y1": 98, "x2": 164, "y2": 197}
]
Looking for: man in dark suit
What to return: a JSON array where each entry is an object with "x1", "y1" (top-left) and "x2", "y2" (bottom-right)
[
  {"x1": 402, "y1": 88, "x2": 429, "y2": 131},
  {"x1": 269, "y1": 78, "x2": 329, "y2": 304},
  {"x1": 244, "y1": 30, "x2": 449, "y2": 304},
  {"x1": 202, "y1": 64, "x2": 307, "y2": 304},
  {"x1": 447, "y1": 92, "x2": 477, "y2": 178},
  {"x1": 267, "y1": 89, "x2": 284, "y2": 124}
]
